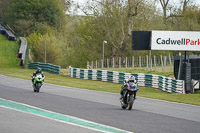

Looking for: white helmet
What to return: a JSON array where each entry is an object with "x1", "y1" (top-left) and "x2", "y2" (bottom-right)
[{"x1": 128, "y1": 75, "x2": 135, "y2": 82}]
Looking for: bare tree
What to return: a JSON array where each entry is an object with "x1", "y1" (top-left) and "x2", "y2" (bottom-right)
[
  {"x1": 119, "y1": 0, "x2": 140, "y2": 56},
  {"x1": 182, "y1": 0, "x2": 190, "y2": 13},
  {"x1": 157, "y1": 0, "x2": 192, "y2": 25},
  {"x1": 159, "y1": 0, "x2": 170, "y2": 25}
]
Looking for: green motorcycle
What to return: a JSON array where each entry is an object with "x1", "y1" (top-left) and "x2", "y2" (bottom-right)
[{"x1": 32, "y1": 74, "x2": 45, "y2": 92}]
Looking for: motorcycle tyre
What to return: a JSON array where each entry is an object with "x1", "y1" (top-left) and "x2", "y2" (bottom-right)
[
  {"x1": 127, "y1": 96, "x2": 134, "y2": 110},
  {"x1": 33, "y1": 84, "x2": 37, "y2": 92},
  {"x1": 121, "y1": 103, "x2": 127, "y2": 109},
  {"x1": 120, "y1": 98, "x2": 127, "y2": 109},
  {"x1": 35, "y1": 83, "x2": 41, "y2": 93}
]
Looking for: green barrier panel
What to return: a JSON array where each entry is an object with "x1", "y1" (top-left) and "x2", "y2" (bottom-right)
[
  {"x1": 107, "y1": 71, "x2": 113, "y2": 82},
  {"x1": 97, "y1": 70, "x2": 102, "y2": 81},
  {"x1": 172, "y1": 80, "x2": 178, "y2": 84},
  {"x1": 158, "y1": 76, "x2": 164, "y2": 90},
  {"x1": 164, "y1": 78, "x2": 169, "y2": 92},
  {"x1": 80, "y1": 70, "x2": 84, "y2": 79},
  {"x1": 28, "y1": 62, "x2": 40, "y2": 69},
  {"x1": 47, "y1": 63, "x2": 60, "y2": 74},
  {"x1": 88, "y1": 70, "x2": 93, "y2": 80},
  {"x1": 158, "y1": 84, "x2": 164, "y2": 90},
  {"x1": 28, "y1": 62, "x2": 60, "y2": 74},
  {"x1": 145, "y1": 74, "x2": 152, "y2": 87},
  {"x1": 39, "y1": 63, "x2": 47, "y2": 71},
  {"x1": 118, "y1": 72, "x2": 125, "y2": 84},
  {"x1": 73, "y1": 68, "x2": 77, "y2": 78}
]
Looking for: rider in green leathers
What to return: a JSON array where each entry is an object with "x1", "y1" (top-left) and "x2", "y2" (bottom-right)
[{"x1": 32, "y1": 68, "x2": 44, "y2": 83}]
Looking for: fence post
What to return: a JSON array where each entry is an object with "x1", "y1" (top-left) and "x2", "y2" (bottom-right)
[
  {"x1": 161, "y1": 55, "x2": 164, "y2": 72},
  {"x1": 112, "y1": 57, "x2": 115, "y2": 68},
  {"x1": 132, "y1": 56, "x2": 134, "y2": 68},
  {"x1": 101, "y1": 59, "x2": 103, "y2": 69},
  {"x1": 91, "y1": 61, "x2": 94, "y2": 69},
  {"x1": 146, "y1": 55, "x2": 148, "y2": 70},
  {"x1": 96, "y1": 60, "x2": 98, "y2": 69},
  {"x1": 169, "y1": 54, "x2": 173, "y2": 72},
  {"x1": 154, "y1": 55, "x2": 157, "y2": 71},
  {"x1": 107, "y1": 58, "x2": 109, "y2": 68},
  {"x1": 119, "y1": 57, "x2": 121, "y2": 68},
  {"x1": 163, "y1": 56, "x2": 167, "y2": 66},
  {"x1": 125, "y1": 57, "x2": 127, "y2": 68},
  {"x1": 87, "y1": 61, "x2": 89, "y2": 69},
  {"x1": 139, "y1": 56, "x2": 141, "y2": 68}
]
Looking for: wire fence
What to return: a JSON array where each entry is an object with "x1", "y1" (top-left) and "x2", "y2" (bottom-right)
[{"x1": 87, "y1": 55, "x2": 174, "y2": 72}]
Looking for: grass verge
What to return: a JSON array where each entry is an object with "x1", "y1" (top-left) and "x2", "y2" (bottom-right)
[
  {"x1": 0, "y1": 35, "x2": 19, "y2": 68},
  {"x1": 0, "y1": 68, "x2": 199, "y2": 106}
]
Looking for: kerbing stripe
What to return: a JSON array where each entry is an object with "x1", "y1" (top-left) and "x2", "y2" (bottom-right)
[{"x1": 0, "y1": 98, "x2": 133, "y2": 133}]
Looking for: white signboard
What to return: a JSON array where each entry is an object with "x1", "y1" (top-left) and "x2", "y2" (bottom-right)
[{"x1": 151, "y1": 30, "x2": 200, "y2": 51}]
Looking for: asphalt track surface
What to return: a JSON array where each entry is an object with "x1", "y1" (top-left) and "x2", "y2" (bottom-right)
[{"x1": 0, "y1": 75, "x2": 200, "y2": 133}]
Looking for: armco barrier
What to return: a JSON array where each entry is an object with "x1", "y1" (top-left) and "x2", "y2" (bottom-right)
[
  {"x1": 28, "y1": 62, "x2": 60, "y2": 74},
  {"x1": 18, "y1": 37, "x2": 27, "y2": 67},
  {"x1": 0, "y1": 24, "x2": 16, "y2": 41},
  {"x1": 69, "y1": 66, "x2": 185, "y2": 94}
]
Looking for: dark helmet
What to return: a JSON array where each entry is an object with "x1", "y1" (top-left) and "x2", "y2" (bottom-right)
[{"x1": 36, "y1": 68, "x2": 41, "y2": 73}]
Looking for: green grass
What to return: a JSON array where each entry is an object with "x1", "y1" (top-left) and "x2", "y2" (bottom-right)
[
  {"x1": 0, "y1": 68, "x2": 199, "y2": 106},
  {"x1": 0, "y1": 35, "x2": 20, "y2": 68}
]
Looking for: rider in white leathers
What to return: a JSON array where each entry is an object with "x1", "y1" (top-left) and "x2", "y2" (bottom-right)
[{"x1": 120, "y1": 75, "x2": 138, "y2": 100}]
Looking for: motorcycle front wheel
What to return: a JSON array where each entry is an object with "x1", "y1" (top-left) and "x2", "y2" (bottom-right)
[
  {"x1": 127, "y1": 96, "x2": 134, "y2": 110},
  {"x1": 35, "y1": 83, "x2": 41, "y2": 92}
]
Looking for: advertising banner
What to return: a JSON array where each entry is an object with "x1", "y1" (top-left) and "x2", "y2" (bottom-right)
[{"x1": 151, "y1": 31, "x2": 200, "y2": 51}]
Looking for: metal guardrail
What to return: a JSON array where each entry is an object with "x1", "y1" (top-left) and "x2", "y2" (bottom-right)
[
  {"x1": 0, "y1": 24, "x2": 16, "y2": 41},
  {"x1": 69, "y1": 66, "x2": 185, "y2": 94},
  {"x1": 28, "y1": 62, "x2": 60, "y2": 74},
  {"x1": 18, "y1": 37, "x2": 27, "y2": 67}
]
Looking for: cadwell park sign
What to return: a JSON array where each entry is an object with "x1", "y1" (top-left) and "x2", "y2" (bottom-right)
[
  {"x1": 132, "y1": 30, "x2": 200, "y2": 51},
  {"x1": 132, "y1": 30, "x2": 200, "y2": 94},
  {"x1": 151, "y1": 31, "x2": 200, "y2": 51}
]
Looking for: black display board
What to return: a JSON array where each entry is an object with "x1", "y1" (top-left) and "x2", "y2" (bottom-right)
[{"x1": 132, "y1": 31, "x2": 151, "y2": 50}]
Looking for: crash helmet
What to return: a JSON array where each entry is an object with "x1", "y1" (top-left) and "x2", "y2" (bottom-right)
[
  {"x1": 128, "y1": 75, "x2": 135, "y2": 82},
  {"x1": 36, "y1": 68, "x2": 41, "y2": 73}
]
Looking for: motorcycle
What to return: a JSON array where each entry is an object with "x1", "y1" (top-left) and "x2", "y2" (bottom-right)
[
  {"x1": 31, "y1": 74, "x2": 45, "y2": 92},
  {"x1": 120, "y1": 82, "x2": 138, "y2": 110}
]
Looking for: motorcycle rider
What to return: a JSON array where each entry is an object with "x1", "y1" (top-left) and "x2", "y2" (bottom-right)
[
  {"x1": 120, "y1": 75, "x2": 138, "y2": 100},
  {"x1": 32, "y1": 68, "x2": 44, "y2": 83}
]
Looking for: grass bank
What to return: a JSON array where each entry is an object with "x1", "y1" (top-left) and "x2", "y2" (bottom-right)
[
  {"x1": 0, "y1": 68, "x2": 199, "y2": 106},
  {"x1": 0, "y1": 35, "x2": 19, "y2": 67}
]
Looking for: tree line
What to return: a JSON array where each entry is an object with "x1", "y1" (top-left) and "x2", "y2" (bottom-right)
[{"x1": 0, "y1": 0, "x2": 200, "y2": 68}]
